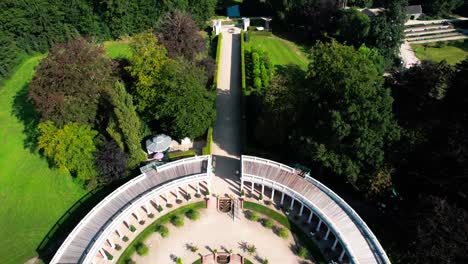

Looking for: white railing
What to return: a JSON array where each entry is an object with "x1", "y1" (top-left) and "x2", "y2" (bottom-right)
[
  {"x1": 242, "y1": 155, "x2": 295, "y2": 173},
  {"x1": 241, "y1": 156, "x2": 391, "y2": 264},
  {"x1": 82, "y1": 173, "x2": 209, "y2": 263},
  {"x1": 304, "y1": 175, "x2": 391, "y2": 264},
  {"x1": 51, "y1": 156, "x2": 211, "y2": 264}
]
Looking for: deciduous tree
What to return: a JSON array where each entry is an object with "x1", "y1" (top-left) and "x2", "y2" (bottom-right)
[
  {"x1": 335, "y1": 8, "x2": 371, "y2": 47},
  {"x1": 29, "y1": 38, "x2": 115, "y2": 125},
  {"x1": 96, "y1": 139, "x2": 128, "y2": 183}
]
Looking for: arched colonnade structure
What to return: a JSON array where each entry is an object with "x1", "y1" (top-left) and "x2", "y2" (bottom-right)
[
  {"x1": 51, "y1": 155, "x2": 391, "y2": 264},
  {"x1": 51, "y1": 156, "x2": 212, "y2": 264},
  {"x1": 241, "y1": 155, "x2": 391, "y2": 264}
]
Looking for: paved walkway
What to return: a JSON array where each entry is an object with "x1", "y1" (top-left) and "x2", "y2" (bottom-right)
[
  {"x1": 133, "y1": 205, "x2": 305, "y2": 264},
  {"x1": 400, "y1": 42, "x2": 420, "y2": 69},
  {"x1": 212, "y1": 26, "x2": 243, "y2": 196}
]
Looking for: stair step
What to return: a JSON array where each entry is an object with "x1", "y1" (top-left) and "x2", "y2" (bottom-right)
[{"x1": 409, "y1": 35, "x2": 468, "y2": 44}]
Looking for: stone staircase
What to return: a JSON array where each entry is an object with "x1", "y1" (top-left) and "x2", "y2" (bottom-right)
[{"x1": 404, "y1": 22, "x2": 468, "y2": 44}]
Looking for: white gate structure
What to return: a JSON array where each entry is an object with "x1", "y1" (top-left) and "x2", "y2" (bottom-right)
[
  {"x1": 241, "y1": 155, "x2": 391, "y2": 264},
  {"x1": 51, "y1": 155, "x2": 212, "y2": 264}
]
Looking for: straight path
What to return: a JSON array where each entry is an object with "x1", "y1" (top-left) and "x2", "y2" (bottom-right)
[
  {"x1": 212, "y1": 27, "x2": 242, "y2": 196},
  {"x1": 400, "y1": 42, "x2": 420, "y2": 69}
]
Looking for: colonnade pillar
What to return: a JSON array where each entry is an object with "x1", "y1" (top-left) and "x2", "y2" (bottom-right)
[
  {"x1": 280, "y1": 192, "x2": 285, "y2": 205},
  {"x1": 332, "y1": 238, "x2": 339, "y2": 251},
  {"x1": 299, "y1": 203, "x2": 304, "y2": 216},
  {"x1": 271, "y1": 188, "x2": 275, "y2": 200},
  {"x1": 315, "y1": 219, "x2": 322, "y2": 231},
  {"x1": 339, "y1": 249, "x2": 346, "y2": 262},
  {"x1": 308, "y1": 211, "x2": 314, "y2": 223}
]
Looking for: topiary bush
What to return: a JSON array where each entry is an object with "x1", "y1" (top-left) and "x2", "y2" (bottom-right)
[
  {"x1": 171, "y1": 215, "x2": 184, "y2": 227},
  {"x1": 115, "y1": 244, "x2": 122, "y2": 251},
  {"x1": 176, "y1": 199, "x2": 183, "y2": 204},
  {"x1": 246, "y1": 210, "x2": 259, "y2": 221},
  {"x1": 157, "y1": 204, "x2": 164, "y2": 212},
  {"x1": 155, "y1": 224, "x2": 169, "y2": 238},
  {"x1": 185, "y1": 209, "x2": 200, "y2": 220},
  {"x1": 297, "y1": 246, "x2": 309, "y2": 259},
  {"x1": 129, "y1": 225, "x2": 136, "y2": 232},
  {"x1": 122, "y1": 236, "x2": 129, "y2": 242},
  {"x1": 166, "y1": 203, "x2": 173, "y2": 208},
  {"x1": 263, "y1": 218, "x2": 274, "y2": 229},
  {"x1": 277, "y1": 226, "x2": 289, "y2": 238},
  {"x1": 135, "y1": 242, "x2": 149, "y2": 256},
  {"x1": 195, "y1": 193, "x2": 201, "y2": 198}
]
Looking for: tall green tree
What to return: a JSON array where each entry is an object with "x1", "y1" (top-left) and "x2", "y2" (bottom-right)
[
  {"x1": 108, "y1": 81, "x2": 146, "y2": 168},
  {"x1": 188, "y1": 0, "x2": 217, "y2": 26},
  {"x1": 300, "y1": 41, "x2": 400, "y2": 185},
  {"x1": 416, "y1": 0, "x2": 464, "y2": 17},
  {"x1": 0, "y1": 31, "x2": 21, "y2": 82},
  {"x1": 126, "y1": 31, "x2": 168, "y2": 112},
  {"x1": 335, "y1": 8, "x2": 371, "y2": 48},
  {"x1": 29, "y1": 38, "x2": 115, "y2": 125},
  {"x1": 38, "y1": 121, "x2": 97, "y2": 181},
  {"x1": 152, "y1": 59, "x2": 216, "y2": 139}
]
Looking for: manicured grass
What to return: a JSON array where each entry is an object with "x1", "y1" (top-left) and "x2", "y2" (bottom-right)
[
  {"x1": 0, "y1": 41, "x2": 132, "y2": 264},
  {"x1": 117, "y1": 202, "x2": 205, "y2": 264},
  {"x1": 411, "y1": 40, "x2": 468, "y2": 65},
  {"x1": 104, "y1": 41, "x2": 132, "y2": 59},
  {"x1": 0, "y1": 55, "x2": 87, "y2": 264},
  {"x1": 246, "y1": 32, "x2": 309, "y2": 69},
  {"x1": 243, "y1": 202, "x2": 326, "y2": 264}
]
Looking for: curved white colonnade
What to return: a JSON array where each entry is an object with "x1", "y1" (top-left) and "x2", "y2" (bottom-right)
[
  {"x1": 241, "y1": 155, "x2": 391, "y2": 264},
  {"x1": 51, "y1": 155, "x2": 212, "y2": 264}
]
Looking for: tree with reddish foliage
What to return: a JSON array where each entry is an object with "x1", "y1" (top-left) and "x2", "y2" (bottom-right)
[
  {"x1": 29, "y1": 38, "x2": 115, "y2": 125},
  {"x1": 96, "y1": 139, "x2": 128, "y2": 183},
  {"x1": 156, "y1": 10, "x2": 206, "y2": 60}
]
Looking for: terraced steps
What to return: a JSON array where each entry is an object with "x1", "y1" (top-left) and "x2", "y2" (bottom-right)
[{"x1": 407, "y1": 32, "x2": 466, "y2": 42}]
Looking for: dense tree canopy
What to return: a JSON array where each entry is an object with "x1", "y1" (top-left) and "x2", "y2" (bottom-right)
[
  {"x1": 29, "y1": 38, "x2": 115, "y2": 125},
  {"x1": 300, "y1": 41, "x2": 400, "y2": 185},
  {"x1": 156, "y1": 10, "x2": 206, "y2": 60},
  {"x1": 38, "y1": 121, "x2": 97, "y2": 181},
  {"x1": 0, "y1": 31, "x2": 21, "y2": 83},
  {"x1": 96, "y1": 139, "x2": 128, "y2": 184},
  {"x1": 414, "y1": 0, "x2": 464, "y2": 17},
  {"x1": 334, "y1": 8, "x2": 371, "y2": 47}
]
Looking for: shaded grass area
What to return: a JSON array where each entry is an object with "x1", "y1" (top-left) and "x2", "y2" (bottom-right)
[
  {"x1": 118, "y1": 202, "x2": 206, "y2": 264},
  {"x1": 246, "y1": 32, "x2": 309, "y2": 69},
  {"x1": 0, "y1": 41, "x2": 132, "y2": 264},
  {"x1": 411, "y1": 40, "x2": 468, "y2": 65},
  {"x1": 243, "y1": 202, "x2": 326, "y2": 264}
]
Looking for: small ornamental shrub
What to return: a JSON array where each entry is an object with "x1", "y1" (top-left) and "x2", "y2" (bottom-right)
[
  {"x1": 277, "y1": 227, "x2": 289, "y2": 238},
  {"x1": 171, "y1": 215, "x2": 184, "y2": 227},
  {"x1": 124, "y1": 259, "x2": 136, "y2": 264},
  {"x1": 139, "y1": 220, "x2": 145, "y2": 225},
  {"x1": 262, "y1": 259, "x2": 269, "y2": 264},
  {"x1": 185, "y1": 209, "x2": 200, "y2": 220},
  {"x1": 263, "y1": 218, "x2": 274, "y2": 229},
  {"x1": 148, "y1": 213, "x2": 155, "y2": 218},
  {"x1": 246, "y1": 210, "x2": 259, "y2": 221},
  {"x1": 264, "y1": 200, "x2": 271, "y2": 205},
  {"x1": 157, "y1": 205, "x2": 164, "y2": 212},
  {"x1": 258, "y1": 194, "x2": 263, "y2": 201},
  {"x1": 114, "y1": 244, "x2": 122, "y2": 251},
  {"x1": 298, "y1": 246, "x2": 309, "y2": 259},
  {"x1": 186, "y1": 193, "x2": 192, "y2": 200},
  {"x1": 246, "y1": 244, "x2": 256, "y2": 255},
  {"x1": 105, "y1": 250, "x2": 113, "y2": 260},
  {"x1": 122, "y1": 236, "x2": 129, "y2": 242},
  {"x1": 155, "y1": 224, "x2": 169, "y2": 238},
  {"x1": 205, "y1": 189, "x2": 210, "y2": 196},
  {"x1": 195, "y1": 193, "x2": 201, "y2": 198},
  {"x1": 166, "y1": 203, "x2": 173, "y2": 208},
  {"x1": 190, "y1": 245, "x2": 199, "y2": 252},
  {"x1": 135, "y1": 242, "x2": 149, "y2": 256},
  {"x1": 240, "y1": 190, "x2": 245, "y2": 197},
  {"x1": 175, "y1": 257, "x2": 183, "y2": 264},
  {"x1": 176, "y1": 199, "x2": 183, "y2": 204},
  {"x1": 129, "y1": 225, "x2": 137, "y2": 232}
]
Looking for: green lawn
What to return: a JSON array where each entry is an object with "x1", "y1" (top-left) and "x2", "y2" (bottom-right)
[
  {"x1": 0, "y1": 41, "x2": 131, "y2": 264},
  {"x1": 104, "y1": 40, "x2": 132, "y2": 59},
  {"x1": 246, "y1": 32, "x2": 309, "y2": 69},
  {"x1": 411, "y1": 40, "x2": 468, "y2": 65}
]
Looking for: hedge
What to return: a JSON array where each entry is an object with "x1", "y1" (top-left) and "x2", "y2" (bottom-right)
[
  {"x1": 202, "y1": 127, "x2": 213, "y2": 155},
  {"x1": 214, "y1": 33, "x2": 223, "y2": 89},
  {"x1": 167, "y1": 150, "x2": 196, "y2": 161},
  {"x1": 117, "y1": 202, "x2": 205, "y2": 264},
  {"x1": 240, "y1": 31, "x2": 246, "y2": 92},
  {"x1": 243, "y1": 202, "x2": 326, "y2": 264}
]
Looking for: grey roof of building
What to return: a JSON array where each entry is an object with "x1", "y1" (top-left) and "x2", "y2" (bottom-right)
[{"x1": 406, "y1": 5, "x2": 423, "y2": 14}]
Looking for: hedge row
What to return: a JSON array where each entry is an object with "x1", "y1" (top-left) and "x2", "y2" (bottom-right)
[
  {"x1": 240, "y1": 30, "x2": 247, "y2": 92},
  {"x1": 202, "y1": 127, "x2": 213, "y2": 155},
  {"x1": 117, "y1": 202, "x2": 205, "y2": 264},
  {"x1": 167, "y1": 150, "x2": 196, "y2": 161},
  {"x1": 214, "y1": 33, "x2": 223, "y2": 89},
  {"x1": 243, "y1": 201, "x2": 326, "y2": 264}
]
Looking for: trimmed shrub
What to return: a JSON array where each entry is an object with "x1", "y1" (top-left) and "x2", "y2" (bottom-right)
[
  {"x1": 176, "y1": 199, "x2": 183, "y2": 204},
  {"x1": 246, "y1": 210, "x2": 259, "y2": 221},
  {"x1": 185, "y1": 209, "x2": 200, "y2": 220},
  {"x1": 115, "y1": 244, "x2": 122, "y2": 251},
  {"x1": 129, "y1": 225, "x2": 136, "y2": 232},
  {"x1": 157, "y1": 205, "x2": 164, "y2": 212},
  {"x1": 258, "y1": 194, "x2": 263, "y2": 201},
  {"x1": 138, "y1": 220, "x2": 145, "y2": 225},
  {"x1": 186, "y1": 193, "x2": 192, "y2": 201},
  {"x1": 124, "y1": 259, "x2": 136, "y2": 264},
  {"x1": 264, "y1": 200, "x2": 271, "y2": 206},
  {"x1": 241, "y1": 31, "x2": 246, "y2": 92},
  {"x1": 167, "y1": 150, "x2": 196, "y2": 161},
  {"x1": 214, "y1": 33, "x2": 223, "y2": 88},
  {"x1": 155, "y1": 224, "x2": 169, "y2": 238},
  {"x1": 202, "y1": 127, "x2": 213, "y2": 155},
  {"x1": 148, "y1": 213, "x2": 155, "y2": 218},
  {"x1": 195, "y1": 193, "x2": 202, "y2": 198},
  {"x1": 175, "y1": 257, "x2": 183, "y2": 264},
  {"x1": 263, "y1": 218, "x2": 274, "y2": 229},
  {"x1": 135, "y1": 242, "x2": 149, "y2": 256},
  {"x1": 298, "y1": 246, "x2": 309, "y2": 259},
  {"x1": 105, "y1": 250, "x2": 114, "y2": 260},
  {"x1": 166, "y1": 203, "x2": 173, "y2": 208},
  {"x1": 277, "y1": 226, "x2": 289, "y2": 238},
  {"x1": 171, "y1": 215, "x2": 184, "y2": 227},
  {"x1": 122, "y1": 236, "x2": 129, "y2": 242}
]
